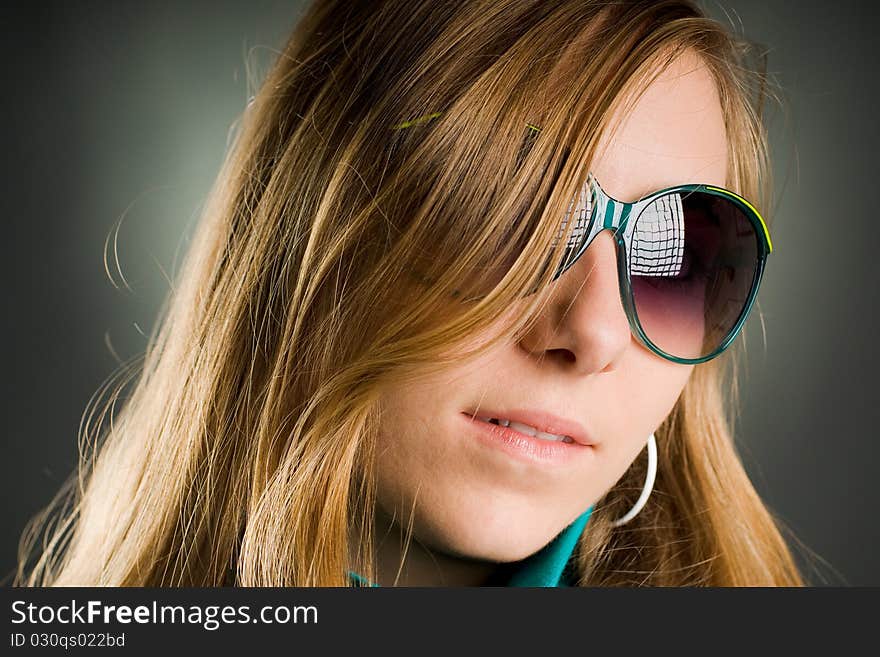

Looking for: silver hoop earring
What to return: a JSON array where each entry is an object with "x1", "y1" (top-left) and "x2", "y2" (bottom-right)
[{"x1": 610, "y1": 433, "x2": 657, "y2": 527}]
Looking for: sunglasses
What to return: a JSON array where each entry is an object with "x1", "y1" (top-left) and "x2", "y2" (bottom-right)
[{"x1": 391, "y1": 113, "x2": 773, "y2": 364}]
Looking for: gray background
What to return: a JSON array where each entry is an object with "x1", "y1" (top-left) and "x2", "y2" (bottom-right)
[{"x1": 2, "y1": 1, "x2": 877, "y2": 585}]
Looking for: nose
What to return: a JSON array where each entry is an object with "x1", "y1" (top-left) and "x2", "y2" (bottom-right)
[{"x1": 517, "y1": 230, "x2": 632, "y2": 374}]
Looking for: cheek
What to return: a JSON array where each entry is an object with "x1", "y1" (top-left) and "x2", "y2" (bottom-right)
[
  {"x1": 638, "y1": 352, "x2": 692, "y2": 420},
  {"x1": 375, "y1": 418, "x2": 436, "y2": 502},
  {"x1": 372, "y1": 415, "x2": 505, "y2": 558},
  {"x1": 610, "y1": 351, "x2": 691, "y2": 449},
  {"x1": 586, "y1": 355, "x2": 691, "y2": 501},
  {"x1": 642, "y1": 357, "x2": 693, "y2": 413},
  {"x1": 373, "y1": 397, "x2": 471, "y2": 523}
]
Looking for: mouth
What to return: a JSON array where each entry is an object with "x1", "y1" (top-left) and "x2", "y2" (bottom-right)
[
  {"x1": 460, "y1": 411, "x2": 592, "y2": 464},
  {"x1": 471, "y1": 416, "x2": 575, "y2": 443},
  {"x1": 461, "y1": 408, "x2": 596, "y2": 447}
]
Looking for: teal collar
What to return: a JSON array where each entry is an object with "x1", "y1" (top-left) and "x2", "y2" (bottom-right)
[{"x1": 349, "y1": 505, "x2": 593, "y2": 587}]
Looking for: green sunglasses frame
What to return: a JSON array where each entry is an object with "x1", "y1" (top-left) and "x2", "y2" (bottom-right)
[
  {"x1": 571, "y1": 172, "x2": 772, "y2": 364},
  {"x1": 391, "y1": 112, "x2": 773, "y2": 365}
]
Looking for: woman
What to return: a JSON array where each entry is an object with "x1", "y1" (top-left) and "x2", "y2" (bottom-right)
[{"x1": 16, "y1": 0, "x2": 804, "y2": 586}]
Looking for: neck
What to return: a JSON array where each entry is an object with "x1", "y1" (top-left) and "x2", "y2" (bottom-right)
[{"x1": 352, "y1": 509, "x2": 499, "y2": 587}]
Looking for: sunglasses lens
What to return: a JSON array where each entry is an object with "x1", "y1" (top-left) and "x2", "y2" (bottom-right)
[{"x1": 629, "y1": 190, "x2": 761, "y2": 360}]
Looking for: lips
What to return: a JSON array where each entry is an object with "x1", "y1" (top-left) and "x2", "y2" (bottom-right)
[{"x1": 461, "y1": 408, "x2": 595, "y2": 447}]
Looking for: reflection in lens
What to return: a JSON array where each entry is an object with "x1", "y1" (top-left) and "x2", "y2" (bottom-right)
[
  {"x1": 629, "y1": 190, "x2": 759, "y2": 359},
  {"x1": 524, "y1": 175, "x2": 595, "y2": 297}
]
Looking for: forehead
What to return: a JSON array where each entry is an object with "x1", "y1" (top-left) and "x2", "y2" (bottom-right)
[{"x1": 590, "y1": 50, "x2": 729, "y2": 202}]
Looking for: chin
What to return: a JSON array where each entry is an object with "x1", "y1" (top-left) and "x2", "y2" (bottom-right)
[{"x1": 410, "y1": 493, "x2": 568, "y2": 563}]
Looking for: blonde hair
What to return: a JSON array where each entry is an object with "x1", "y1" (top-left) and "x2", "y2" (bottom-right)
[{"x1": 17, "y1": 0, "x2": 805, "y2": 586}]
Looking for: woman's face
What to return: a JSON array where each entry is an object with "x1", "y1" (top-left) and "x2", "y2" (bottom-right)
[{"x1": 375, "y1": 51, "x2": 729, "y2": 562}]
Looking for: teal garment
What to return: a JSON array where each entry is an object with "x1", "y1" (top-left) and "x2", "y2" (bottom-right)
[{"x1": 349, "y1": 505, "x2": 593, "y2": 587}]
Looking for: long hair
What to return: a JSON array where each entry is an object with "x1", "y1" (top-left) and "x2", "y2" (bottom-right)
[{"x1": 17, "y1": 0, "x2": 804, "y2": 586}]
